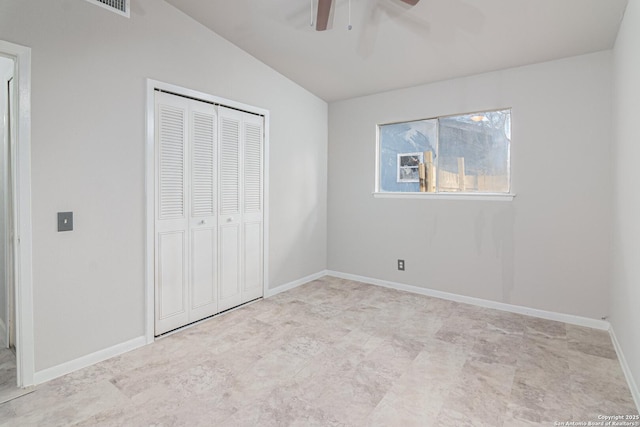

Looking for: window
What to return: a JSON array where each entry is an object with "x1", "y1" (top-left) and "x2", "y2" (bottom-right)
[{"x1": 376, "y1": 109, "x2": 511, "y2": 196}]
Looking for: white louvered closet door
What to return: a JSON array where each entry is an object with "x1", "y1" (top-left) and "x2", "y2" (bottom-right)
[
  {"x1": 155, "y1": 91, "x2": 218, "y2": 335},
  {"x1": 218, "y1": 106, "x2": 264, "y2": 311},
  {"x1": 155, "y1": 92, "x2": 189, "y2": 335},
  {"x1": 218, "y1": 107, "x2": 243, "y2": 311},
  {"x1": 241, "y1": 112, "x2": 265, "y2": 303},
  {"x1": 188, "y1": 100, "x2": 219, "y2": 323}
]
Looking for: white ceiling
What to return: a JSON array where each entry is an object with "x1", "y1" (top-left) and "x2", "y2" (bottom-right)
[{"x1": 164, "y1": 0, "x2": 629, "y2": 102}]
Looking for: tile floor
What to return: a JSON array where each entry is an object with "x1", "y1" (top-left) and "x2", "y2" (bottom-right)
[
  {"x1": 0, "y1": 340, "x2": 17, "y2": 402},
  {"x1": 0, "y1": 277, "x2": 637, "y2": 426},
  {"x1": 0, "y1": 329, "x2": 36, "y2": 406}
]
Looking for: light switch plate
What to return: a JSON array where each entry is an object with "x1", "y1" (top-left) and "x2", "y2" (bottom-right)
[{"x1": 58, "y1": 212, "x2": 73, "y2": 232}]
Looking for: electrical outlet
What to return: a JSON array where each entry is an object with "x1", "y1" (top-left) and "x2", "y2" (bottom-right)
[{"x1": 398, "y1": 259, "x2": 405, "y2": 271}]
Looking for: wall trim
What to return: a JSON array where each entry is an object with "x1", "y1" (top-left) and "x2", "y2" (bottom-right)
[
  {"x1": 264, "y1": 270, "x2": 329, "y2": 298},
  {"x1": 326, "y1": 270, "x2": 610, "y2": 330},
  {"x1": 372, "y1": 192, "x2": 515, "y2": 202},
  {"x1": 30, "y1": 270, "x2": 637, "y2": 405},
  {"x1": 609, "y1": 326, "x2": 640, "y2": 412},
  {"x1": 33, "y1": 336, "x2": 146, "y2": 385},
  {"x1": 33, "y1": 268, "x2": 328, "y2": 385}
]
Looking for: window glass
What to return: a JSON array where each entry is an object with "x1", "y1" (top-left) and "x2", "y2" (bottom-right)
[
  {"x1": 378, "y1": 109, "x2": 511, "y2": 194},
  {"x1": 379, "y1": 119, "x2": 437, "y2": 192},
  {"x1": 438, "y1": 110, "x2": 511, "y2": 193}
]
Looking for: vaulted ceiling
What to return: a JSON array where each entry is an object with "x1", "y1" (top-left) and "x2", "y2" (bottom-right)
[{"x1": 164, "y1": 0, "x2": 629, "y2": 102}]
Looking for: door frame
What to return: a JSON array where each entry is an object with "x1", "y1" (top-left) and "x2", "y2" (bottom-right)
[
  {"x1": 0, "y1": 40, "x2": 35, "y2": 387},
  {"x1": 1, "y1": 56, "x2": 12, "y2": 348},
  {"x1": 145, "y1": 79, "x2": 269, "y2": 343}
]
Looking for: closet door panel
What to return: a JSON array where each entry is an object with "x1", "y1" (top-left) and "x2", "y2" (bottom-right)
[
  {"x1": 219, "y1": 111, "x2": 241, "y2": 218},
  {"x1": 243, "y1": 120, "x2": 263, "y2": 217},
  {"x1": 157, "y1": 103, "x2": 186, "y2": 221},
  {"x1": 241, "y1": 114, "x2": 264, "y2": 303},
  {"x1": 156, "y1": 231, "x2": 188, "y2": 332},
  {"x1": 191, "y1": 109, "x2": 216, "y2": 218},
  {"x1": 218, "y1": 107, "x2": 243, "y2": 310},
  {"x1": 190, "y1": 227, "x2": 217, "y2": 320},
  {"x1": 219, "y1": 224, "x2": 241, "y2": 311},
  {"x1": 155, "y1": 92, "x2": 189, "y2": 335},
  {"x1": 188, "y1": 101, "x2": 218, "y2": 322},
  {"x1": 243, "y1": 222, "x2": 263, "y2": 302}
]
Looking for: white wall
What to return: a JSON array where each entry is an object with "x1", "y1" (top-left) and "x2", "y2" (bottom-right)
[
  {"x1": 0, "y1": 0, "x2": 327, "y2": 372},
  {"x1": 611, "y1": 0, "x2": 640, "y2": 403},
  {"x1": 328, "y1": 51, "x2": 612, "y2": 319}
]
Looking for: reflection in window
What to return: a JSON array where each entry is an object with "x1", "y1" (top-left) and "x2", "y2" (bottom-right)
[{"x1": 377, "y1": 109, "x2": 511, "y2": 194}]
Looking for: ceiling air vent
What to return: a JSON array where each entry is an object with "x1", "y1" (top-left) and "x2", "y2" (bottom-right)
[{"x1": 85, "y1": 0, "x2": 130, "y2": 18}]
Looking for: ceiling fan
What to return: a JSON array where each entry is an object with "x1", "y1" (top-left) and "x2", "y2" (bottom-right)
[{"x1": 316, "y1": 0, "x2": 420, "y2": 31}]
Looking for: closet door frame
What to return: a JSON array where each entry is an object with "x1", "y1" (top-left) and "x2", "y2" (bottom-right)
[{"x1": 144, "y1": 79, "x2": 269, "y2": 342}]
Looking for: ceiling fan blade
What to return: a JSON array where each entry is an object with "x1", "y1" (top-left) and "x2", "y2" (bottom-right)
[
  {"x1": 316, "y1": 0, "x2": 333, "y2": 31},
  {"x1": 399, "y1": 0, "x2": 420, "y2": 5}
]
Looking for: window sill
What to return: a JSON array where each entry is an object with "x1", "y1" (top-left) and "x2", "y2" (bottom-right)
[{"x1": 372, "y1": 192, "x2": 515, "y2": 201}]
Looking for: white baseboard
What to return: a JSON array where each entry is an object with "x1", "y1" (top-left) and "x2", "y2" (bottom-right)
[
  {"x1": 33, "y1": 336, "x2": 147, "y2": 385},
  {"x1": 31, "y1": 271, "x2": 325, "y2": 385},
  {"x1": 609, "y1": 326, "x2": 640, "y2": 412},
  {"x1": 264, "y1": 270, "x2": 329, "y2": 298},
  {"x1": 326, "y1": 270, "x2": 610, "y2": 331},
  {"x1": 28, "y1": 270, "x2": 626, "y2": 395}
]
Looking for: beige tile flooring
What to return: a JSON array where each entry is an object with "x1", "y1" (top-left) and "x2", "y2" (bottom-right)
[
  {"x1": 0, "y1": 276, "x2": 637, "y2": 426},
  {"x1": 0, "y1": 331, "x2": 37, "y2": 407},
  {"x1": 0, "y1": 338, "x2": 17, "y2": 402},
  {"x1": 0, "y1": 334, "x2": 36, "y2": 406}
]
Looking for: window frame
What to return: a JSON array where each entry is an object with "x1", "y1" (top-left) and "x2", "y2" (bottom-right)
[{"x1": 374, "y1": 108, "x2": 515, "y2": 201}]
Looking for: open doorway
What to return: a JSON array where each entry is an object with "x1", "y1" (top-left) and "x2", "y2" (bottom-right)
[
  {"x1": 0, "y1": 39, "x2": 35, "y2": 393},
  {"x1": 0, "y1": 54, "x2": 18, "y2": 401}
]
